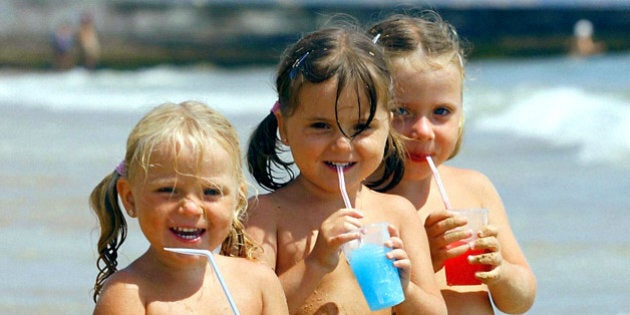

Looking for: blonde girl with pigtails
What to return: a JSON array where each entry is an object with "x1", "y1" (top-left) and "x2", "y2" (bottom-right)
[{"x1": 90, "y1": 101, "x2": 288, "y2": 314}]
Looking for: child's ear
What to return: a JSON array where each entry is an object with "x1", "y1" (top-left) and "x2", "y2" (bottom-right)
[
  {"x1": 116, "y1": 178, "x2": 137, "y2": 217},
  {"x1": 274, "y1": 110, "x2": 289, "y2": 145}
]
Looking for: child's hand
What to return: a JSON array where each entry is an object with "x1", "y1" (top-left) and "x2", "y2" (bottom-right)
[
  {"x1": 424, "y1": 210, "x2": 471, "y2": 271},
  {"x1": 385, "y1": 225, "x2": 411, "y2": 290},
  {"x1": 468, "y1": 224, "x2": 503, "y2": 284},
  {"x1": 309, "y1": 208, "x2": 364, "y2": 272}
]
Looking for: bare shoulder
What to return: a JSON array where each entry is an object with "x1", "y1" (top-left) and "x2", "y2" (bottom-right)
[
  {"x1": 93, "y1": 268, "x2": 144, "y2": 313},
  {"x1": 247, "y1": 192, "x2": 280, "y2": 217},
  {"x1": 369, "y1": 188, "x2": 418, "y2": 220},
  {"x1": 441, "y1": 165, "x2": 497, "y2": 195},
  {"x1": 221, "y1": 256, "x2": 276, "y2": 279}
]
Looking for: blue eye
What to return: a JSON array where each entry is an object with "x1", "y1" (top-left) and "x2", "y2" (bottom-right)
[
  {"x1": 392, "y1": 107, "x2": 410, "y2": 116},
  {"x1": 434, "y1": 107, "x2": 451, "y2": 116},
  {"x1": 204, "y1": 188, "x2": 220, "y2": 196},
  {"x1": 157, "y1": 187, "x2": 175, "y2": 194}
]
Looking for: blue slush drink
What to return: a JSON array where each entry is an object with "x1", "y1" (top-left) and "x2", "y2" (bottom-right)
[{"x1": 346, "y1": 225, "x2": 405, "y2": 311}]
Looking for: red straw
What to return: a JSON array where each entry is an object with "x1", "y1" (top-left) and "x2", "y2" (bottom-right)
[{"x1": 426, "y1": 156, "x2": 452, "y2": 210}]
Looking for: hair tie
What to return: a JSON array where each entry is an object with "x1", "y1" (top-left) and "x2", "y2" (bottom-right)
[
  {"x1": 271, "y1": 100, "x2": 280, "y2": 114},
  {"x1": 115, "y1": 160, "x2": 126, "y2": 177}
]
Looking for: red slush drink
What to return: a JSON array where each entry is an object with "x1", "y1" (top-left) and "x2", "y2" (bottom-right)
[{"x1": 444, "y1": 240, "x2": 489, "y2": 285}]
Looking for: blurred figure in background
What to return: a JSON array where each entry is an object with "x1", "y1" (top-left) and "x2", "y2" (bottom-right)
[
  {"x1": 570, "y1": 19, "x2": 605, "y2": 57},
  {"x1": 51, "y1": 22, "x2": 74, "y2": 70},
  {"x1": 78, "y1": 11, "x2": 101, "y2": 70}
]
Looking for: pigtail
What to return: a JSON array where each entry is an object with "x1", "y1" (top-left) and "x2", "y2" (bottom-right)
[
  {"x1": 366, "y1": 134, "x2": 406, "y2": 192},
  {"x1": 220, "y1": 186, "x2": 261, "y2": 259},
  {"x1": 246, "y1": 113, "x2": 295, "y2": 191},
  {"x1": 89, "y1": 171, "x2": 127, "y2": 302}
]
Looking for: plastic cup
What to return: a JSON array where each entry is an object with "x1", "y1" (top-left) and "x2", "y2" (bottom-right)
[
  {"x1": 342, "y1": 222, "x2": 405, "y2": 311},
  {"x1": 443, "y1": 208, "x2": 490, "y2": 286}
]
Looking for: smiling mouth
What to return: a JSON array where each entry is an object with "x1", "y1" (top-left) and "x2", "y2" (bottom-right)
[
  {"x1": 170, "y1": 227, "x2": 206, "y2": 240},
  {"x1": 326, "y1": 161, "x2": 355, "y2": 169}
]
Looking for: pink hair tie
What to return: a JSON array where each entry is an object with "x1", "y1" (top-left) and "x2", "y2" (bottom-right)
[
  {"x1": 271, "y1": 100, "x2": 280, "y2": 114},
  {"x1": 115, "y1": 160, "x2": 126, "y2": 177}
]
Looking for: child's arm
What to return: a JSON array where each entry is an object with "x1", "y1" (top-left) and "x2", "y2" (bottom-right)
[
  {"x1": 277, "y1": 208, "x2": 364, "y2": 313},
  {"x1": 468, "y1": 172, "x2": 537, "y2": 314},
  {"x1": 389, "y1": 198, "x2": 448, "y2": 315},
  {"x1": 246, "y1": 197, "x2": 363, "y2": 313},
  {"x1": 254, "y1": 262, "x2": 290, "y2": 315}
]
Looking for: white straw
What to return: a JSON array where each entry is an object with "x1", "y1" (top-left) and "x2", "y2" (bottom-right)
[
  {"x1": 164, "y1": 248, "x2": 240, "y2": 315},
  {"x1": 426, "y1": 156, "x2": 452, "y2": 209},
  {"x1": 336, "y1": 165, "x2": 352, "y2": 208}
]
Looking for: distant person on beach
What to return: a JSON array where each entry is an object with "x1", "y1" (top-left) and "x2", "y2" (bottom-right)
[
  {"x1": 570, "y1": 19, "x2": 605, "y2": 57},
  {"x1": 245, "y1": 25, "x2": 446, "y2": 314},
  {"x1": 77, "y1": 12, "x2": 101, "y2": 70},
  {"x1": 369, "y1": 12, "x2": 536, "y2": 314},
  {"x1": 89, "y1": 101, "x2": 288, "y2": 314},
  {"x1": 51, "y1": 22, "x2": 74, "y2": 70}
]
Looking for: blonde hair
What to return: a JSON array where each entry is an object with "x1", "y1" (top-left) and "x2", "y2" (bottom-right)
[
  {"x1": 89, "y1": 101, "x2": 258, "y2": 302},
  {"x1": 369, "y1": 11, "x2": 466, "y2": 158}
]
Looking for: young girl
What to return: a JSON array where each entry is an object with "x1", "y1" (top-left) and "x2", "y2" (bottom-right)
[
  {"x1": 245, "y1": 26, "x2": 446, "y2": 314},
  {"x1": 90, "y1": 101, "x2": 288, "y2": 314},
  {"x1": 369, "y1": 12, "x2": 537, "y2": 314}
]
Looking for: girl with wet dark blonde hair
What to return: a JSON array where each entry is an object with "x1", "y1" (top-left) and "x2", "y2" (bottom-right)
[{"x1": 369, "y1": 11, "x2": 536, "y2": 314}]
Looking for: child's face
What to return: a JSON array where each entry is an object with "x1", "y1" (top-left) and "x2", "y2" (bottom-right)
[
  {"x1": 390, "y1": 57, "x2": 463, "y2": 180},
  {"x1": 119, "y1": 142, "x2": 241, "y2": 256},
  {"x1": 277, "y1": 78, "x2": 391, "y2": 192}
]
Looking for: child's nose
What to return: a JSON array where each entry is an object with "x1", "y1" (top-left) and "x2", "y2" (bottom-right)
[
  {"x1": 178, "y1": 196, "x2": 204, "y2": 216},
  {"x1": 332, "y1": 134, "x2": 352, "y2": 152},
  {"x1": 410, "y1": 117, "x2": 435, "y2": 141}
]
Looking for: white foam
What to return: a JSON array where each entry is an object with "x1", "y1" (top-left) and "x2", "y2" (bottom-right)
[
  {"x1": 475, "y1": 86, "x2": 630, "y2": 163},
  {"x1": 0, "y1": 66, "x2": 276, "y2": 115}
]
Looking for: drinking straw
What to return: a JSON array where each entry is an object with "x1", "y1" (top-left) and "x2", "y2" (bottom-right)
[
  {"x1": 336, "y1": 165, "x2": 352, "y2": 208},
  {"x1": 426, "y1": 156, "x2": 452, "y2": 209},
  {"x1": 164, "y1": 248, "x2": 240, "y2": 315}
]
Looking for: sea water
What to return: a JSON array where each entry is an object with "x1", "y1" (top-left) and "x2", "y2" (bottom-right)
[{"x1": 1, "y1": 52, "x2": 629, "y2": 314}]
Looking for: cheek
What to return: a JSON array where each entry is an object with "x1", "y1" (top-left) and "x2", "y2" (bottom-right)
[
  {"x1": 206, "y1": 198, "x2": 237, "y2": 226},
  {"x1": 392, "y1": 118, "x2": 413, "y2": 136},
  {"x1": 356, "y1": 132, "x2": 389, "y2": 159},
  {"x1": 435, "y1": 125, "x2": 461, "y2": 153}
]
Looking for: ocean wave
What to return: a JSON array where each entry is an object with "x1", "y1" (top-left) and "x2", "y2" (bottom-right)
[
  {"x1": 473, "y1": 86, "x2": 630, "y2": 164},
  {"x1": 0, "y1": 66, "x2": 277, "y2": 115}
]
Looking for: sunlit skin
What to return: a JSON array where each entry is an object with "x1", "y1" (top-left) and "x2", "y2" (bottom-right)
[
  {"x1": 94, "y1": 142, "x2": 288, "y2": 314},
  {"x1": 387, "y1": 56, "x2": 536, "y2": 314},
  {"x1": 281, "y1": 80, "x2": 391, "y2": 197},
  {"x1": 246, "y1": 77, "x2": 446, "y2": 314},
  {"x1": 391, "y1": 58, "x2": 463, "y2": 183}
]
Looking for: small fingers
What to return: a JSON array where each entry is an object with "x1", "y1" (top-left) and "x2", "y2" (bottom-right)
[
  {"x1": 426, "y1": 212, "x2": 467, "y2": 238},
  {"x1": 470, "y1": 235, "x2": 500, "y2": 252},
  {"x1": 468, "y1": 251, "x2": 502, "y2": 267},
  {"x1": 475, "y1": 265, "x2": 502, "y2": 284}
]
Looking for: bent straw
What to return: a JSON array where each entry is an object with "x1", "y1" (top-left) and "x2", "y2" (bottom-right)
[
  {"x1": 336, "y1": 165, "x2": 353, "y2": 208},
  {"x1": 426, "y1": 156, "x2": 452, "y2": 210},
  {"x1": 164, "y1": 247, "x2": 240, "y2": 315}
]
